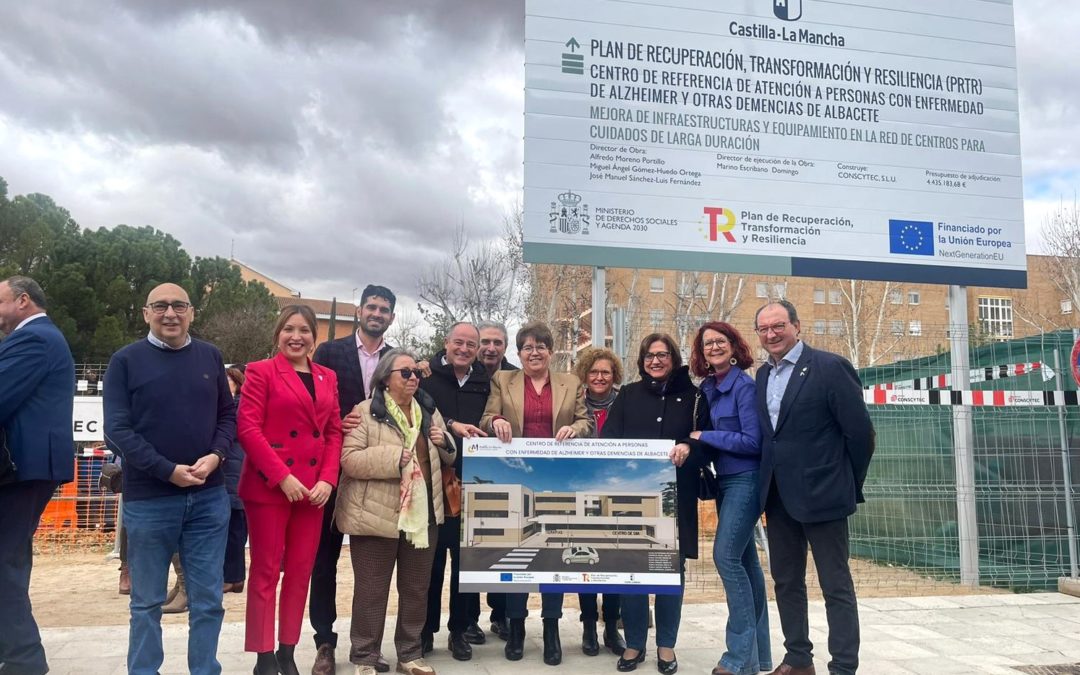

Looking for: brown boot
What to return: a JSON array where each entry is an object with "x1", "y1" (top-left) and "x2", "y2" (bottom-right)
[
  {"x1": 118, "y1": 563, "x2": 131, "y2": 595},
  {"x1": 162, "y1": 572, "x2": 187, "y2": 613},
  {"x1": 311, "y1": 644, "x2": 335, "y2": 675}
]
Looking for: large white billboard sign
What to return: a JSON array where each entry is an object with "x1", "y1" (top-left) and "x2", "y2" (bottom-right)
[{"x1": 524, "y1": 0, "x2": 1025, "y2": 287}]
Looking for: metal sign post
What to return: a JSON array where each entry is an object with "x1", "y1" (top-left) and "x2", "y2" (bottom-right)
[
  {"x1": 948, "y1": 285, "x2": 979, "y2": 587},
  {"x1": 592, "y1": 266, "x2": 606, "y2": 347}
]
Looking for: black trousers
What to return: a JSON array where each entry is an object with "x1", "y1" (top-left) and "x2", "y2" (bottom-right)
[
  {"x1": 765, "y1": 485, "x2": 860, "y2": 675},
  {"x1": 223, "y1": 507, "x2": 248, "y2": 584},
  {"x1": 487, "y1": 592, "x2": 506, "y2": 624},
  {"x1": 0, "y1": 480, "x2": 60, "y2": 675},
  {"x1": 423, "y1": 516, "x2": 480, "y2": 634},
  {"x1": 578, "y1": 593, "x2": 620, "y2": 623},
  {"x1": 309, "y1": 488, "x2": 346, "y2": 648}
]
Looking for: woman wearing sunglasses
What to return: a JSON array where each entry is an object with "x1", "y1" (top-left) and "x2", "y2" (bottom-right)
[
  {"x1": 336, "y1": 349, "x2": 456, "y2": 675},
  {"x1": 479, "y1": 321, "x2": 593, "y2": 665},
  {"x1": 601, "y1": 333, "x2": 708, "y2": 675},
  {"x1": 237, "y1": 305, "x2": 343, "y2": 675}
]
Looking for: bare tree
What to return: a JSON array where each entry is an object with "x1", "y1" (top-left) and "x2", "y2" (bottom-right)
[
  {"x1": 197, "y1": 304, "x2": 276, "y2": 365},
  {"x1": 387, "y1": 306, "x2": 430, "y2": 355},
  {"x1": 416, "y1": 215, "x2": 528, "y2": 335},
  {"x1": 832, "y1": 280, "x2": 907, "y2": 369},
  {"x1": 1040, "y1": 199, "x2": 1080, "y2": 313}
]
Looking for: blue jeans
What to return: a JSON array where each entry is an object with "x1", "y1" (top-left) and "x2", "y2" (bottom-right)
[
  {"x1": 714, "y1": 470, "x2": 772, "y2": 675},
  {"x1": 125, "y1": 487, "x2": 230, "y2": 675},
  {"x1": 621, "y1": 557, "x2": 685, "y2": 652}
]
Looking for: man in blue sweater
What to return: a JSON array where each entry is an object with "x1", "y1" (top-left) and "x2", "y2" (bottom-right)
[
  {"x1": 104, "y1": 282, "x2": 235, "y2": 675},
  {"x1": 0, "y1": 276, "x2": 75, "y2": 675}
]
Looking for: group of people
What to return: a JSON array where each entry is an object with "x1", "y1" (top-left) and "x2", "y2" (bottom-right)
[{"x1": 0, "y1": 274, "x2": 874, "y2": 675}]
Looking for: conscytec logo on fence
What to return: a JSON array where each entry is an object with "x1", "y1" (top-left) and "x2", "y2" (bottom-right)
[{"x1": 703, "y1": 206, "x2": 737, "y2": 243}]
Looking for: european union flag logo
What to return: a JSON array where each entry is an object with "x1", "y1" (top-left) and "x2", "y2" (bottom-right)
[
  {"x1": 500, "y1": 573, "x2": 513, "y2": 582},
  {"x1": 889, "y1": 219, "x2": 934, "y2": 256}
]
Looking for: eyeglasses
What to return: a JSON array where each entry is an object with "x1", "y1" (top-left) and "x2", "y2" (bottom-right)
[
  {"x1": 520, "y1": 344, "x2": 549, "y2": 354},
  {"x1": 703, "y1": 338, "x2": 730, "y2": 349},
  {"x1": 392, "y1": 368, "x2": 424, "y2": 380},
  {"x1": 754, "y1": 322, "x2": 789, "y2": 336},
  {"x1": 643, "y1": 351, "x2": 671, "y2": 362},
  {"x1": 146, "y1": 301, "x2": 191, "y2": 315},
  {"x1": 588, "y1": 369, "x2": 613, "y2": 378}
]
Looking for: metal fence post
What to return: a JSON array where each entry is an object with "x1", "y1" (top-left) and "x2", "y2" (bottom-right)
[
  {"x1": 1056, "y1": 345, "x2": 1080, "y2": 579},
  {"x1": 949, "y1": 285, "x2": 979, "y2": 587}
]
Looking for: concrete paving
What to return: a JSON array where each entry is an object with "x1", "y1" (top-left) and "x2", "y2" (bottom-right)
[{"x1": 40, "y1": 593, "x2": 1080, "y2": 674}]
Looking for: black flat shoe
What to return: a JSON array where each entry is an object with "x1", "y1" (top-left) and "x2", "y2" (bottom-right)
[
  {"x1": 492, "y1": 618, "x2": 510, "y2": 641},
  {"x1": 275, "y1": 644, "x2": 299, "y2": 675},
  {"x1": 657, "y1": 655, "x2": 678, "y2": 674},
  {"x1": 463, "y1": 622, "x2": 487, "y2": 645},
  {"x1": 617, "y1": 649, "x2": 647, "y2": 672},
  {"x1": 253, "y1": 651, "x2": 279, "y2": 675}
]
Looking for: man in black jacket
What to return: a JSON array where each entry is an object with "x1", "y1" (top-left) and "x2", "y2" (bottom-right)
[
  {"x1": 419, "y1": 322, "x2": 490, "y2": 661},
  {"x1": 753, "y1": 301, "x2": 873, "y2": 675},
  {"x1": 309, "y1": 285, "x2": 396, "y2": 675}
]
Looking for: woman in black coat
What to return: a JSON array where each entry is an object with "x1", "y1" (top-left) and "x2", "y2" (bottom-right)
[{"x1": 601, "y1": 333, "x2": 708, "y2": 674}]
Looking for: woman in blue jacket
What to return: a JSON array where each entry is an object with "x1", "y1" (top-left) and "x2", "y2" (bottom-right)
[{"x1": 689, "y1": 322, "x2": 772, "y2": 675}]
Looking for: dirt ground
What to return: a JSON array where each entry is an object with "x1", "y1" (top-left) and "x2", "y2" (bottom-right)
[{"x1": 30, "y1": 543, "x2": 999, "y2": 628}]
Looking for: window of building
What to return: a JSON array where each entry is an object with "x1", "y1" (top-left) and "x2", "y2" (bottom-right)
[
  {"x1": 535, "y1": 495, "x2": 577, "y2": 503},
  {"x1": 649, "y1": 276, "x2": 664, "y2": 293},
  {"x1": 828, "y1": 320, "x2": 843, "y2": 335},
  {"x1": 891, "y1": 320, "x2": 904, "y2": 336},
  {"x1": 813, "y1": 320, "x2": 825, "y2": 335},
  {"x1": 813, "y1": 288, "x2": 825, "y2": 304},
  {"x1": 610, "y1": 496, "x2": 645, "y2": 504},
  {"x1": 978, "y1": 296, "x2": 1013, "y2": 338},
  {"x1": 829, "y1": 289, "x2": 841, "y2": 305},
  {"x1": 756, "y1": 282, "x2": 768, "y2": 298},
  {"x1": 889, "y1": 289, "x2": 902, "y2": 304},
  {"x1": 474, "y1": 492, "x2": 508, "y2": 500},
  {"x1": 649, "y1": 309, "x2": 663, "y2": 331},
  {"x1": 908, "y1": 320, "x2": 922, "y2": 337},
  {"x1": 474, "y1": 510, "x2": 509, "y2": 518},
  {"x1": 773, "y1": 282, "x2": 787, "y2": 298},
  {"x1": 908, "y1": 290, "x2": 921, "y2": 305},
  {"x1": 1063, "y1": 299, "x2": 1074, "y2": 315}
]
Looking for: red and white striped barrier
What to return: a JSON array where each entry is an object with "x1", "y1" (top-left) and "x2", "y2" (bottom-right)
[
  {"x1": 866, "y1": 389, "x2": 1078, "y2": 406},
  {"x1": 868, "y1": 362, "x2": 1054, "y2": 391}
]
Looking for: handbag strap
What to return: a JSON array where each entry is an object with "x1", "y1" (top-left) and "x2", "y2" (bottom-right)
[{"x1": 691, "y1": 391, "x2": 700, "y2": 433}]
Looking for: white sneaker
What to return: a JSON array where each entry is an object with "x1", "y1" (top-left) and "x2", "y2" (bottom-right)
[
  {"x1": 354, "y1": 665, "x2": 377, "y2": 675},
  {"x1": 396, "y1": 658, "x2": 435, "y2": 675}
]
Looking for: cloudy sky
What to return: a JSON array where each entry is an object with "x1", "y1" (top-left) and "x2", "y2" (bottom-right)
[{"x1": 0, "y1": 1, "x2": 1074, "y2": 305}]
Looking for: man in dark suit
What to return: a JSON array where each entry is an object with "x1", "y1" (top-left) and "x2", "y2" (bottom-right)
[
  {"x1": 0, "y1": 276, "x2": 75, "y2": 675},
  {"x1": 753, "y1": 300, "x2": 873, "y2": 675},
  {"x1": 309, "y1": 284, "x2": 396, "y2": 675}
]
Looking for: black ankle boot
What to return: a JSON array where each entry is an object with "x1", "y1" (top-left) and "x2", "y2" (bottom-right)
[
  {"x1": 604, "y1": 621, "x2": 627, "y2": 655},
  {"x1": 275, "y1": 644, "x2": 299, "y2": 675},
  {"x1": 505, "y1": 618, "x2": 526, "y2": 661},
  {"x1": 542, "y1": 617, "x2": 562, "y2": 666},
  {"x1": 254, "y1": 651, "x2": 279, "y2": 675},
  {"x1": 581, "y1": 619, "x2": 599, "y2": 656}
]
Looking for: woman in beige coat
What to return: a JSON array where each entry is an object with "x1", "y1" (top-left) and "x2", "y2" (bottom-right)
[{"x1": 336, "y1": 349, "x2": 456, "y2": 675}]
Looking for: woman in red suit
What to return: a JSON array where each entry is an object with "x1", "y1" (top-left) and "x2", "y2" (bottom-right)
[{"x1": 238, "y1": 305, "x2": 342, "y2": 675}]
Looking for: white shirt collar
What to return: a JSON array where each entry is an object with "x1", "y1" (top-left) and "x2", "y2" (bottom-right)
[
  {"x1": 13, "y1": 313, "x2": 47, "y2": 332},
  {"x1": 441, "y1": 355, "x2": 472, "y2": 387},
  {"x1": 147, "y1": 331, "x2": 192, "y2": 350},
  {"x1": 769, "y1": 339, "x2": 804, "y2": 369},
  {"x1": 355, "y1": 329, "x2": 385, "y2": 356}
]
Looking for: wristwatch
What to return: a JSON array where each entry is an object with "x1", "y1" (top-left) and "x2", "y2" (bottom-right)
[
  {"x1": 445, "y1": 419, "x2": 458, "y2": 433},
  {"x1": 210, "y1": 449, "x2": 226, "y2": 466}
]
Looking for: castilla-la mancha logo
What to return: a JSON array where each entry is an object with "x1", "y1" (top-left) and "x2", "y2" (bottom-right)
[
  {"x1": 549, "y1": 190, "x2": 590, "y2": 235},
  {"x1": 773, "y1": 0, "x2": 803, "y2": 21}
]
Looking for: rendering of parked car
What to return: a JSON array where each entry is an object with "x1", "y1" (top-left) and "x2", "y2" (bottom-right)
[{"x1": 562, "y1": 545, "x2": 600, "y2": 565}]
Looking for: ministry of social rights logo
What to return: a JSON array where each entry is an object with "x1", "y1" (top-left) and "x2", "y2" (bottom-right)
[
  {"x1": 701, "y1": 206, "x2": 737, "y2": 243},
  {"x1": 773, "y1": 0, "x2": 803, "y2": 21},
  {"x1": 550, "y1": 190, "x2": 590, "y2": 235}
]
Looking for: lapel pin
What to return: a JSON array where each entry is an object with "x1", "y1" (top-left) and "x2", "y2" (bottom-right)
[{"x1": 799, "y1": 367, "x2": 808, "y2": 377}]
